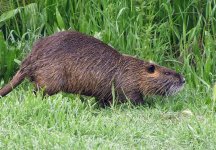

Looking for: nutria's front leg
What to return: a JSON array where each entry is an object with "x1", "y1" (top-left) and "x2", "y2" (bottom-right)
[
  {"x1": 99, "y1": 97, "x2": 112, "y2": 108},
  {"x1": 126, "y1": 91, "x2": 144, "y2": 105},
  {"x1": 117, "y1": 90, "x2": 144, "y2": 105},
  {"x1": 99, "y1": 91, "x2": 144, "y2": 107}
]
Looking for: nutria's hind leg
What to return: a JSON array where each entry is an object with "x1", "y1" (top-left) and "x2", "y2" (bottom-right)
[
  {"x1": 32, "y1": 82, "x2": 60, "y2": 97},
  {"x1": 43, "y1": 87, "x2": 59, "y2": 96},
  {"x1": 31, "y1": 64, "x2": 66, "y2": 97},
  {"x1": 32, "y1": 82, "x2": 41, "y2": 94},
  {"x1": 32, "y1": 75, "x2": 64, "y2": 97}
]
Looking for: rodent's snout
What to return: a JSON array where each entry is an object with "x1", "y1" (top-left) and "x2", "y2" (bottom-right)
[
  {"x1": 177, "y1": 73, "x2": 186, "y2": 84},
  {"x1": 166, "y1": 72, "x2": 185, "y2": 95},
  {"x1": 181, "y1": 77, "x2": 186, "y2": 84}
]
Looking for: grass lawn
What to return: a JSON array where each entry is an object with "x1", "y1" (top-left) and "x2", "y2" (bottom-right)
[{"x1": 0, "y1": 84, "x2": 215, "y2": 149}]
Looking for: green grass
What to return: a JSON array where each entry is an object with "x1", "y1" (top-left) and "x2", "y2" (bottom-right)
[
  {"x1": 0, "y1": 85, "x2": 215, "y2": 149},
  {"x1": 0, "y1": 0, "x2": 216, "y2": 149}
]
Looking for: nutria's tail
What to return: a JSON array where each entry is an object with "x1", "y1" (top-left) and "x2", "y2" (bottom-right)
[{"x1": 0, "y1": 70, "x2": 26, "y2": 97}]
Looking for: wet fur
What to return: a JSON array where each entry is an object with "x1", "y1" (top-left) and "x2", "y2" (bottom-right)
[{"x1": 0, "y1": 31, "x2": 185, "y2": 106}]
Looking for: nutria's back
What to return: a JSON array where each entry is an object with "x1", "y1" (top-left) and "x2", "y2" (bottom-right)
[{"x1": 0, "y1": 31, "x2": 185, "y2": 106}]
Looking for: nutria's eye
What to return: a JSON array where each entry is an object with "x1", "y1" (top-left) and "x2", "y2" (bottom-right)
[
  {"x1": 147, "y1": 64, "x2": 155, "y2": 73},
  {"x1": 164, "y1": 72, "x2": 171, "y2": 75}
]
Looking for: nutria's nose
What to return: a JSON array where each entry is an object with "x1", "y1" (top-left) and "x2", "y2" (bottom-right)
[
  {"x1": 179, "y1": 75, "x2": 186, "y2": 84},
  {"x1": 181, "y1": 77, "x2": 186, "y2": 84},
  {"x1": 175, "y1": 73, "x2": 186, "y2": 84}
]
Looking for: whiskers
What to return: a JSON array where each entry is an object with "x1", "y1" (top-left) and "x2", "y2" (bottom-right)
[
  {"x1": 166, "y1": 83, "x2": 184, "y2": 95},
  {"x1": 142, "y1": 79, "x2": 184, "y2": 96}
]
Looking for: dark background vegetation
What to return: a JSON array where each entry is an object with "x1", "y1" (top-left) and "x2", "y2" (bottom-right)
[{"x1": 0, "y1": 0, "x2": 215, "y2": 90}]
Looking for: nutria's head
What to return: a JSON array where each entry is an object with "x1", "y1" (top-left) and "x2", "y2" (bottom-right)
[{"x1": 140, "y1": 63, "x2": 185, "y2": 96}]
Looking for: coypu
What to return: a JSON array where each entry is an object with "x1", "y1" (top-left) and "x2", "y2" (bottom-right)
[{"x1": 0, "y1": 31, "x2": 185, "y2": 106}]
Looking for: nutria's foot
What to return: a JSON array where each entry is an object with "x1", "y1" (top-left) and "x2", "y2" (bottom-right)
[
  {"x1": 119, "y1": 91, "x2": 144, "y2": 105},
  {"x1": 99, "y1": 98, "x2": 112, "y2": 108}
]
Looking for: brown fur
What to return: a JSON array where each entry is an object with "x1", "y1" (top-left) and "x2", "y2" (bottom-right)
[{"x1": 0, "y1": 31, "x2": 185, "y2": 106}]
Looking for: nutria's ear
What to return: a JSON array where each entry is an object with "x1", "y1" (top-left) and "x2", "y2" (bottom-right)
[{"x1": 147, "y1": 64, "x2": 155, "y2": 73}]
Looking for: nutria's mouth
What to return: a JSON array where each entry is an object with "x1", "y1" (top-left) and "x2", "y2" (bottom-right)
[
  {"x1": 151, "y1": 77, "x2": 185, "y2": 96},
  {"x1": 166, "y1": 82, "x2": 185, "y2": 96}
]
